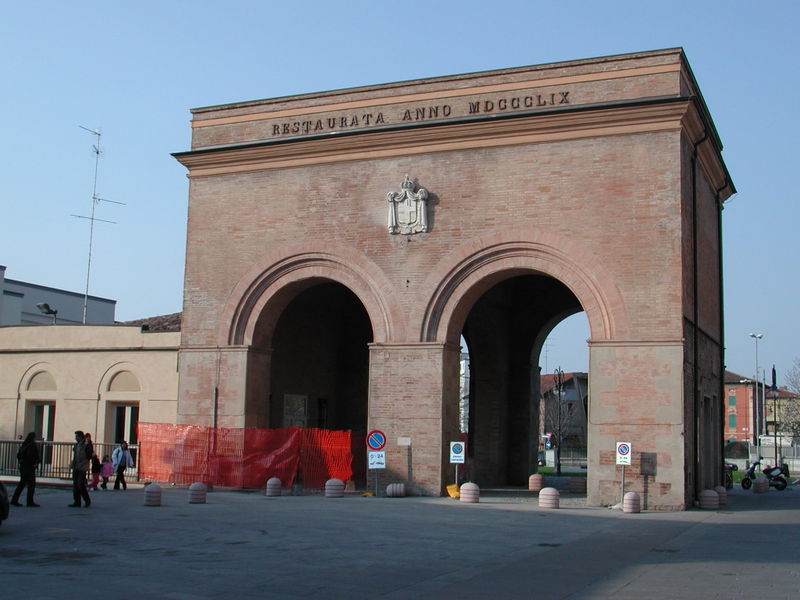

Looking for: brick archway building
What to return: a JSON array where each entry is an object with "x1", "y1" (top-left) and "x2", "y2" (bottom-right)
[{"x1": 174, "y1": 48, "x2": 734, "y2": 509}]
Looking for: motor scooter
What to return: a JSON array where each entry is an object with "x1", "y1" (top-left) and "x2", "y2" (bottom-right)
[
  {"x1": 723, "y1": 462, "x2": 738, "y2": 490},
  {"x1": 741, "y1": 457, "x2": 789, "y2": 491}
]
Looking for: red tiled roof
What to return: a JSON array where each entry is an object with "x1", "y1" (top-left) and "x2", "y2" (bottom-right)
[
  {"x1": 119, "y1": 312, "x2": 181, "y2": 332},
  {"x1": 540, "y1": 372, "x2": 584, "y2": 394},
  {"x1": 724, "y1": 370, "x2": 797, "y2": 399}
]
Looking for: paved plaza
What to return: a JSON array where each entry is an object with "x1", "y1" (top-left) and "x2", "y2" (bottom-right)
[{"x1": 1, "y1": 481, "x2": 799, "y2": 599}]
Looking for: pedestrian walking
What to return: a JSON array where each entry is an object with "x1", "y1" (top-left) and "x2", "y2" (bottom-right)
[
  {"x1": 112, "y1": 441, "x2": 134, "y2": 490},
  {"x1": 69, "y1": 431, "x2": 92, "y2": 507},
  {"x1": 84, "y1": 432, "x2": 95, "y2": 486},
  {"x1": 100, "y1": 455, "x2": 114, "y2": 490},
  {"x1": 89, "y1": 453, "x2": 102, "y2": 490},
  {"x1": 11, "y1": 432, "x2": 40, "y2": 507}
]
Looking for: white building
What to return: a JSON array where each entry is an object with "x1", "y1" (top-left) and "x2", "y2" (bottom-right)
[{"x1": 0, "y1": 265, "x2": 116, "y2": 325}]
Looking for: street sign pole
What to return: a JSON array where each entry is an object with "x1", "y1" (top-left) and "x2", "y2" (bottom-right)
[
  {"x1": 449, "y1": 441, "x2": 465, "y2": 489},
  {"x1": 366, "y1": 431, "x2": 387, "y2": 496},
  {"x1": 615, "y1": 441, "x2": 632, "y2": 504}
]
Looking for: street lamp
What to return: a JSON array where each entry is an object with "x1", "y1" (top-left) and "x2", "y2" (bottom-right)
[
  {"x1": 749, "y1": 333, "x2": 763, "y2": 451},
  {"x1": 36, "y1": 302, "x2": 58, "y2": 324}
]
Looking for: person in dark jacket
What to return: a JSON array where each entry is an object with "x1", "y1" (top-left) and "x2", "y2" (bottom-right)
[
  {"x1": 89, "y1": 452, "x2": 102, "y2": 490},
  {"x1": 11, "y1": 432, "x2": 40, "y2": 507},
  {"x1": 68, "y1": 430, "x2": 92, "y2": 507}
]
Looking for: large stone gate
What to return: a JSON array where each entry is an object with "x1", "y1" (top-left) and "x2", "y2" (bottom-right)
[{"x1": 174, "y1": 48, "x2": 734, "y2": 509}]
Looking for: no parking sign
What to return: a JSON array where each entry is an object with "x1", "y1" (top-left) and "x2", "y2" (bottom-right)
[
  {"x1": 366, "y1": 430, "x2": 386, "y2": 451},
  {"x1": 616, "y1": 441, "x2": 632, "y2": 465},
  {"x1": 450, "y1": 441, "x2": 465, "y2": 464}
]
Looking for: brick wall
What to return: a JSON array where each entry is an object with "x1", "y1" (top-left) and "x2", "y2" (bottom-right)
[{"x1": 174, "y1": 50, "x2": 733, "y2": 508}]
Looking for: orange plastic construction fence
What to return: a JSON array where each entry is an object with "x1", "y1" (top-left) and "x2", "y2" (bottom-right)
[{"x1": 137, "y1": 423, "x2": 353, "y2": 489}]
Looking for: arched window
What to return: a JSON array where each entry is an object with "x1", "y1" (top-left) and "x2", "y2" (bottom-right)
[
  {"x1": 24, "y1": 370, "x2": 57, "y2": 442},
  {"x1": 108, "y1": 370, "x2": 141, "y2": 392}
]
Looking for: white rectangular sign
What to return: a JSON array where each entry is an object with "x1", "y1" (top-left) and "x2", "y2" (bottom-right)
[
  {"x1": 450, "y1": 441, "x2": 466, "y2": 464},
  {"x1": 615, "y1": 441, "x2": 632, "y2": 466},
  {"x1": 368, "y1": 450, "x2": 386, "y2": 469}
]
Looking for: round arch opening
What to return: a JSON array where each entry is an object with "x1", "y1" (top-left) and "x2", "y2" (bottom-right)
[
  {"x1": 260, "y1": 280, "x2": 373, "y2": 487},
  {"x1": 457, "y1": 273, "x2": 590, "y2": 487}
]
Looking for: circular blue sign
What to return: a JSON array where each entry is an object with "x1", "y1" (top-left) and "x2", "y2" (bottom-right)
[{"x1": 366, "y1": 430, "x2": 386, "y2": 450}]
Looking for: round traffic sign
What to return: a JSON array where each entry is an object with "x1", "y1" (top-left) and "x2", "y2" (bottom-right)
[
  {"x1": 451, "y1": 442, "x2": 464, "y2": 454},
  {"x1": 366, "y1": 430, "x2": 386, "y2": 450},
  {"x1": 617, "y1": 443, "x2": 630, "y2": 455}
]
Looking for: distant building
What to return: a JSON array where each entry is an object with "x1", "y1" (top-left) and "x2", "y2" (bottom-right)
[
  {"x1": 724, "y1": 369, "x2": 800, "y2": 446},
  {"x1": 0, "y1": 265, "x2": 116, "y2": 325},
  {"x1": 539, "y1": 372, "x2": 589, "y2": 450},
  {"x1": 723, "y1": 370, "x2": 758, "y2": 444},
  {"x1": 0, "y1": 318, "x2": 179, "y2": 444},
  {"x1": 459, "y1": 350, "x2": 470, "y2": 433}
]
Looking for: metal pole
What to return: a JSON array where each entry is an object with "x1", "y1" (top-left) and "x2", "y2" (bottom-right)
[
  {"x1": 81, "y1": 127, "x2": 101, "y2": 325},
  {"x1": 750, "y1": 333, "x2": 763, "y2": 453},
  {"x1": 772, "y1": 366, "x2": 779, "y2": 465},
  {"x1": 774, "y1": 392, "x2": 779, "y2": 465},
  {"x1": 555, "y1": 367, "x2": 563, "y2": 477},
  {"x1": 761, "y1": 369, "x2": 767, "y2": 442}
]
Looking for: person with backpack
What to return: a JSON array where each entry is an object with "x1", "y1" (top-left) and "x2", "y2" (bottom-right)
[
  {"x1": 112, "y1": 441, "x2": 134, "y2": 490},
  {"x1": 68, "y1": 430, "x2": 92, "y2": 507},
  {"x1": 10, "y1": 432, "x2": 40, "y2": 507}
]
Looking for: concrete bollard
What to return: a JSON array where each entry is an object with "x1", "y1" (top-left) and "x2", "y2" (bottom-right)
[
  {"x1": 569, "y1": 477, "x2": 587, "y2": 494},
  {"x1": 754, "y1": 477, "x2": 769, "y2": 493},
  {"x1": 528, "y1": 473, "x2": 544, "y2": 492},
  {"x1": 713, "y1": 485, "x2": 727, "y2": 506},
  {"x1": 623, "y1": 491, "x2": 641, "y2": 513},
  {"x1": 325, "y1": 478, "x2": 345, "y2": 498},
  {"x1": 144, "y1": 483, "x2": 162, "y2": 507},
  {"x1": 459, "y1": 482, "x2": 480, "y2": 503},
  {"x1": 386, "y1": 483, "x2": 406, "y2": 497},
  {"x1": 539, "y1": 487, "x2": 560, "y2": 509},
  {"x1": 188, "y1": 482, "x2": 207, "y2": 504},
  {"x1": 699, "y1": 489, "x2": 719, "y2": 510},
  {"x1": 265, "y1": 477, "x2": 282, "y2": 497}
]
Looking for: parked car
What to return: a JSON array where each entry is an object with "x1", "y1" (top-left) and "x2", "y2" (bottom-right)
[{"x1": 0, "y1": 481, "x2": 9, "y2": 527}]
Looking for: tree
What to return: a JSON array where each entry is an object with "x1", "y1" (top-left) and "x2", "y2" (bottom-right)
[
  {"x1": 540, "y1": 369, "x2": 583, "y2": 475},
  {"x1": 782, "y1": 358, "x2": 800, "y2": 445},
  {"x1": 787, "y1": 357, "x2": 800, "y2": 395}
]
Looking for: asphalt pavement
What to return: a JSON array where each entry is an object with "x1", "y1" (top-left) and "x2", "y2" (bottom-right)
[{"x1": 1, "y1": 480, "x2": 798, "y2": 599}]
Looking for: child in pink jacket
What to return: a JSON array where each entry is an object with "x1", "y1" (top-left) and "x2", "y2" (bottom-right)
[{"x1": 100, "y1": 455, "x2": 114, "y2": 490}]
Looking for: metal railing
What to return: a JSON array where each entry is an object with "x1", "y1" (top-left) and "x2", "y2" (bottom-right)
[
  {"x1": 0, "y1": 440, "x2": 139, "y2": 481},
  {"x1": 540, "y1": 447, "x2": 587, "y2": 468},
  {"x1": 559, "y1": 447, "x2": 588, "y2": 466}
]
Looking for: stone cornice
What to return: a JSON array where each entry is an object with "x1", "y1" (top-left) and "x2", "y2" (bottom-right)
[
  {"x1": 0, "y1": 346, "x2": 178, "y2": 354},
  {"x1": 588, "y1": 339, "x2": 685, "y2": 347},
  {"x1": 681, "y1": 100, "x2": 736, "y2": 200},
  {"x1": 191, "y1": 63, "x2": 681, "y2": 129},
  {"x1": 175, "y1": 98, "x2": 708, "y2": 178}
]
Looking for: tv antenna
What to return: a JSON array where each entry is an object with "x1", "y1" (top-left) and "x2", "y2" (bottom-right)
[{"x1": 71, "y1": 126, "x2": 125, "y2": 324}]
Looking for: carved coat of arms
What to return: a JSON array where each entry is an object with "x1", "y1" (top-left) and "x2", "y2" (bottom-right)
[{"x1": 387, "y1": 175, "x2": 428, "y2": 234}]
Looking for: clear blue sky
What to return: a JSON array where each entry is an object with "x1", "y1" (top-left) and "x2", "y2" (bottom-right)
[{"x1": 2, "y1": 1, "x2": 797, "y2": 384}]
